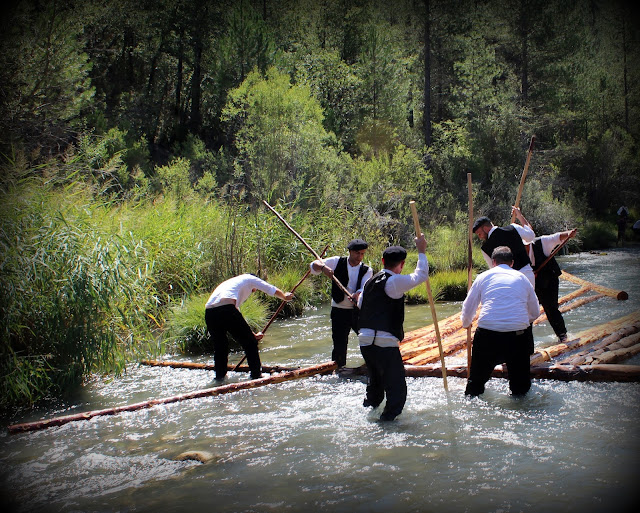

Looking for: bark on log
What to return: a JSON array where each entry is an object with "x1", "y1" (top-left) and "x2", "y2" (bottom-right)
[
  {"x1": 589, "y1": 341, "x2": 640, "y2": 365},
  {"x1": 8, "y1": 361, "x2": 338, "y2": 434},
  {"x1": 560, "y1": 271, "x2": 628, "y2": 300},
  {"x1": 530, "y1": 311, "x2": 640, "y2": 365},
  {"x1": 558, "y1": 327, "x2": 640, "y2": 365},
  {"x1": 139, "y1": 359, "x2": 300, "y2": 373}
]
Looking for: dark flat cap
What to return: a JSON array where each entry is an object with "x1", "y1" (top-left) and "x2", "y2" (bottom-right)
[
  {"x1": 382, "y1": 245, "x2": 407, "y2": 264},
  {"x1": 347, "y1": 239, "x2": 369, "y2": 250},
  {"x1": 472, "y1": 216, "x2": 492, "y2": 233}
]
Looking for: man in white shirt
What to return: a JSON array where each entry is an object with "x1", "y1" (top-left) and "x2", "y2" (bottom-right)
[
  {"x1": 461, "y1": 246, "x2": 540, "y2": 397},
  {"x1": 310, "y1": 239, "x2": 373, "y2": 367},
  {"x1": 525, "y1": 228, "x2": 577, "y2": 343},
  {"x1": 205, "y1": 274, "x2": 293, "y2": 380},
  {"x1": 356, "y1": 234, "x2": 429, "y2": 421}
]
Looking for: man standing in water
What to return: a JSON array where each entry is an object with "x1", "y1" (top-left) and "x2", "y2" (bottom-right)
[
  {"x1": 461, "y1": 246, "x2": 540, "y2": 397},
  {"x1": 357, "y1": 234, "x2": 429, "y2": 421},
  {"x1": 205, "y1": 274, "x2": 293, "y2": 380},
  {"x1": 310, "y1": 239, "x2": 373, "y2": 367},
  {"x1": 516, "y1": 212, "x2": 578, "y2": 343}
]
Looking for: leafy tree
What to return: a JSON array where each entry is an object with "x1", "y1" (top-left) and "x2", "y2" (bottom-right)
[
  {"x1": 222, "y1": 66, "x2": 346, "y2": 207},
  {"x1": 0, "y1": 1, "x2": 94, "y2": 158}
]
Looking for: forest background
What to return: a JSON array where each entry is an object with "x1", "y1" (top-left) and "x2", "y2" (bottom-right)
[{"x1": 1, "y1": 0, "x2": 639, "y2": 409}]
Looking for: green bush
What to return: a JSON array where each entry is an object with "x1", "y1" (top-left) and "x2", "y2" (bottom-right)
[{"x1": 580, "y1": 221, "x2": 617, "y2": 250}]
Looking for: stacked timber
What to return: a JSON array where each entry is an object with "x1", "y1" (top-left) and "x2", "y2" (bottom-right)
[
  {"x1": 399, "y1": 272, "x2": 628, "y2": 366},
  {"x1": 529, "y1": 311, "x2": 640, "y2": 365}
]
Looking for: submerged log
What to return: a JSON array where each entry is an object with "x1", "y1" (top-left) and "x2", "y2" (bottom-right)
[
  {"x1": 139, "y1": 359, "x2": 300, "y2": 373},
  {"x1": 8, "y1": 361, "x2": 338, "y2": 434},
  {"x1": 560, "y1": 271, "x2": 628, "y2": 300}
]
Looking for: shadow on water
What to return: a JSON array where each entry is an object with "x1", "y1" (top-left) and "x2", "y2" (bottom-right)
[{"x1": 1, "y1": 248, "x2": 639, "y2": 513}]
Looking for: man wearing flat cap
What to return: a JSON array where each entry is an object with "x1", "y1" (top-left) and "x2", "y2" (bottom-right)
[
  {"x1": 357, "y1": 234, "x2": 429, "y2": 421},
  {"x1": 310, "y1": 239, "x2": 373, "y2": 367},
  {"x1": 472, "y1": 207, "x2": 535, "y2": 286}
]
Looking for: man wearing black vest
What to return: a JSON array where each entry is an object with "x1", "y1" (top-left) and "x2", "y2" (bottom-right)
[
  {"x1": 524, "y1": 228, "x2": 577, "y2": 343},
  {"x1": 310, "y1": 239, "x2": 373, "y2": 367},
  {"x1": 472, "y1": 207, "x2": 536, "y2": 286},
  {"x1": 473, "y1": 207, "x2": 536, "y2": 354},
  {"x1": 357, "y1": 234, "x2": 429, "y2": 421}
]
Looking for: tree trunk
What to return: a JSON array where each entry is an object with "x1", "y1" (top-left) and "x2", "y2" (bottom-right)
[{"x1": 423, "y1": 0, "x2": 432, "y2": 146}]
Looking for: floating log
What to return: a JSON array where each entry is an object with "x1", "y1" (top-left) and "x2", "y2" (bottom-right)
[
  {"x1": 402, "y1": 364, "x2": 640, "y2": 382},
  {"x1": 560, "y1": 271, "x2": 628, "y2": 300},
  {"x1": 140, "y1": 359, "x2": 300, "y2": 374},
  {"x1": 8, "y1": 361, "x2": 338, "y2": 434},
  {"x1": 534, "y1": 293, "x2": 604, "y2": 324}
]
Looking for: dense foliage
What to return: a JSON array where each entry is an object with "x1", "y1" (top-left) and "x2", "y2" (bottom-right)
[{"x1": 1, "y1": 0, "x2": 639, "y2": 407}]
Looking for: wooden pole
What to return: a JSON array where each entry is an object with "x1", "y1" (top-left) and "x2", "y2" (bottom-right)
[
  {"x1": 263, "y1": 200, "x2": 353, "y2": 301},
  {"x1": 8, "y1": 362, "x2": 338, "y2": 434},
  {"x1": 409, "y1": 200, "x2": 448, "y2": 391},
  {"x1": 510, "y1": 135, "x2": 535, "y2": 223},
  {"x1": 466, "y1": 172, "x2": 473, "y2": 376},
  {"x1": 232, "y1": 244, "x2": 330, "y2": 371}
]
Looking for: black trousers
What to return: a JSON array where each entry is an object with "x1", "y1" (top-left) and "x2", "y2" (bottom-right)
[
  {"x1": 465, "y1": 327, "x2": 531, "y2": 397},
  {"x1": 535, "y1": 277, "x2": 567, "y2": 338},
  {"x1": 205, "y1": 304, "x2": 262, "y2": 379},
  {"x1": 330, "y1": 307, "x2": 359, "y2": 367},
  {"x1": 360, "y1": 344, "x2": 407, "y2": 420}
]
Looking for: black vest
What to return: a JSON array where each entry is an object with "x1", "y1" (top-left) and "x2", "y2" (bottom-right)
[
  {"x1": 482, "y1": 226, "x2": 531, "y2": 270},
  {"x1": 532, "y1": 237, "x2": 561, "y2": 288},
  {"x1": 332, "y1": 257, "x2": 370, "y2": 303},
  {"x1": 358, "y1": 270, "x2": 405, "y2": 341}
]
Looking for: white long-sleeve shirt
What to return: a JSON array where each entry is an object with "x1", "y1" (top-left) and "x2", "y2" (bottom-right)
[
  {"x1": 524, "y1": 232, "x2": 564, "y2": 266},
  {"x1": 461, "y1": 264, "x2": 540, "y2": 332},
  {"x1": 205, "y1": 274, "x2": 277, "y2": 309},
  {"x1": 357, "y1": 253, "x2": 429, "y2": 347},
  {"x1": 310, "y1": 256, "x2": 373, "y2": 309},
  {"x1": 481, "y1": 224, "x2": 536, "y2": 286}
]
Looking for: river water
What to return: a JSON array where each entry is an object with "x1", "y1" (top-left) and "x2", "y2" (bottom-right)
[{"x1": 1, "y1": 248, "x2": 639, "y2": 513}]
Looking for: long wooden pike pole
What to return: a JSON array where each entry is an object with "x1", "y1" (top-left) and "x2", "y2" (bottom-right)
[
  {"x1": 233, "y1": 244, "x2": 330, "y2": 371},
  {"x1": 510, "y1": 135, "x2": 535, "y2": 223},
  {"x1": 263, "y1": 200, "x2": 353, "y2": 301},
  {"x1": 8, "y1": 361, "x2": 338, "y2": 434},
  {"x1": 466, "y1": 173, "x2": 474, "y2": 376},
  {"x1": 409, "y1": 201, "x2": 448, "y2": 391}
]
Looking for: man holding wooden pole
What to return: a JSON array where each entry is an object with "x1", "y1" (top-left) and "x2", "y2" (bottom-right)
[
  {"x1": 357, "y1": 234, "x2": 429, "y2": 421},
  {"x1": 461, "y1": 246, "x2": 540, "y2": 397},
  {"x1": 310, "y1": 239, "x2": 373, "y2": 367},
  {"x1": 524, "y1": 226, "x2": 578, "y2": 343},
  {"x1": 472, "y1": 206, "x2": 535, "y2": 286},
  {"x1": 205, "y1": 274, "x2": 293, "y2": 380}
]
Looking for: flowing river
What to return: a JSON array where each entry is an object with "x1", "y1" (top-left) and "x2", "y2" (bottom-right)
[{"x1": 1, "y1": 248, "x2": 639, "y2": 513}]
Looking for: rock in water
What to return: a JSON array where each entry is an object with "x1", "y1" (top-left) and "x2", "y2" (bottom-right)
[{"x1": 175, "y1": 450, "x2": 215, "y2": 463}]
